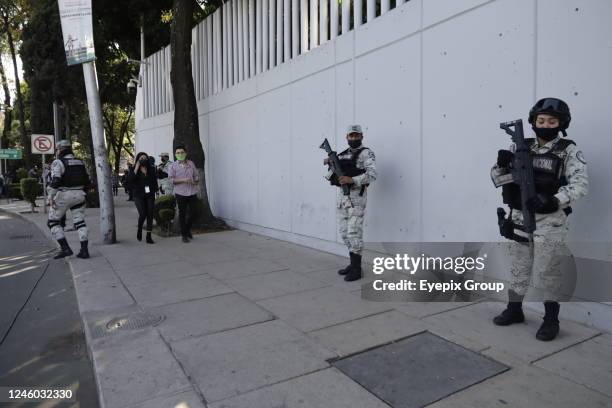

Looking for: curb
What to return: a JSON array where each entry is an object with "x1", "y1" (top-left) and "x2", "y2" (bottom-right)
[{"x1": 1, "y1": 206, "x2": 106, "y2": 408}]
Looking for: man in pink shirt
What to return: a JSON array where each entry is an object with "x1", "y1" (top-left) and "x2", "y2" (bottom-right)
[{"x1": 168, "y1": 145, "x2": 199, "y2": 242}]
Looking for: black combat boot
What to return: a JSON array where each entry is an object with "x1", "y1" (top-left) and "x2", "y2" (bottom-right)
[
  {"x1": 76, "y1": 241, "x2": 90, "y2": 259},
  {"x1": 344, "y1": 252, "x2": 362, "y2": 282},
  {"x1": 338, "y1": 253, "x2": 352, "y2": 275},
  {"x1": 536, "y1": 301, "x2": 560, "y2": 341},
  {"x1": 146, "y1": 232, "x2": 155, "y2": 244},
  {"x1": 54, "y1": 238, "x2": 74, "y2": 259},
  {"x1": 493, "y1": 290, "x2": 525, "y2": 326},
  {"x1": 137, "y1": 227, "x2": 143, "y2": 241}
]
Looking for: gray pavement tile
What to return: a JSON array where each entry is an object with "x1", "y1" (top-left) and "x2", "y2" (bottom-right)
[
  {"x1": 209, "y1": 368, "x2": 391, "y2": 408},
  {"x1": 69, "y1": 255, "x2": 113, "y2": 274},
  {"x1": 106, "y1": 251, "x2": 184, "y2": 270},
  {"x1": 115, "y1": 260, "x2": 209, "y2": 286},
  {"x1": 423, "y1": 302, "x2": 600, "y2": 363},
  {"x1": 91, "y1": 329, "x2": 192, "y2": 408},
  {"x1": 257, "y1": 286, "x2": 392, "y2": 332},
  {"x1": 153, "y1": 293, "x2": 274, "y2": 342},
  {"x1": 308, "y1": 310, "x2": 426, "y2": 356},
  {"x1": 426, "y1": 364, "x2": 612, "y2": 408},
  {"x1": 394, "y1": 301, "x2": 479, "y2": 318},
  {"x1": 308, "y1": 268, "x2": 371, "y2": 292},
  {"x1": 72, "y1": 265, "x2": 122, "y2": 288},
  {"x1": 171, "y1": 320, "x2": 335, "y2": 402},
  {"x1": 199, "y1": 257, "x2": 289, "y2": 280},
  {"x1": 333, "y1": 332, "x2": 508, "y2": 408},
  {"x1": 534, "y1": 334, "x2": 612, "y2": 397},
  {"x1": 73, "y1": 276, "x2": 135, "y2": 313},
  {"x1": 126, "y1": 389, "x2": 205, "y2": 408},
  {"x1": 225, "y1": 269, "x2": 329, "y2": 300},
  {"x1": 128, "y1": 273, "x2": 233, "y2": 308},
  {"x1": 273, "y1": 253, "x2": 348, "y2": 274}
]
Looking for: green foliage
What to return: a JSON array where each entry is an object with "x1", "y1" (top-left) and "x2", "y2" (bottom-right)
[
  {"x1": 154, "y1": 194, "x2": 176, "y2": 225},
  {"x1": 15, "y1": 167, "x2": 28, "y2": 181},
  {"x1": 20, "y1": 177, "x2": 38, "y2": 205},
  {"x1": 8, "y1": 183, "x2": 21, "y2": 199}
]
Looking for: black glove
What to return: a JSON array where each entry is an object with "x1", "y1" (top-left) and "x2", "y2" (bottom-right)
[
  {"x1": 497, "y1": 150, "x2": 514, "y2": 167},
  {"x1": 527, "y1": 193, "x2": 559, "y2": 214}
]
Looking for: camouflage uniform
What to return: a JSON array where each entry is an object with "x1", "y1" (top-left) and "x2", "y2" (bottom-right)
[
  {"x1": 335, "y1": 147, "x2": 377, "y2": 254},
  {"x1": 47, "y1": 155, "x2": 89, "y2": 243},
  {"x1": 492, "y1": 136, "x2": 588, "y2": 298},
  {"x1": 157, "y1": 159, "x2": 174, "y2": 195}
]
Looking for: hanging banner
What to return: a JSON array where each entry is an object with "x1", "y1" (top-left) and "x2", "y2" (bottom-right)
[{"x1": 57, "y1": 0, "x2": 96, "y2": 66}]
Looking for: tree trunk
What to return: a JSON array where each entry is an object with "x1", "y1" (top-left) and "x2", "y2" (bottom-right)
[
  {"x1": 0, "y1": 56, "x2": 12, "y2": 150},
  {"x1": 170, "y1": 0, "x2": 224, "y2": 228},
  {"x1": 2, "y1": 12, "x2": 29, "y2": 168}
]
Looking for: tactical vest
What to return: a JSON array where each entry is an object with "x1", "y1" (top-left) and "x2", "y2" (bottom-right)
[
  {"x1": 503, "y1": 138, "x2": 575, "y2": 211},
  {"x1": 60, "y1": 158, "x2": 89, "y2": 187},
  {"x1": 330, "y1": 147, "x2": 369, "y2": 195}
]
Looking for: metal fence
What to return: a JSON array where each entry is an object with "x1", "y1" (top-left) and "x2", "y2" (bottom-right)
[{"x1": 142, "y1": 0, "x2": 408, "y2": 118}]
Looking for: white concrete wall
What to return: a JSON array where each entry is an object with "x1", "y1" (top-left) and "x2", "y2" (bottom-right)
[{"x1": 136, "y1": 0, "x2": 612, "y2": 330}]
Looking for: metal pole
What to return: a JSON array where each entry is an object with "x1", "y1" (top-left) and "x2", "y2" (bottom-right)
[
  {"x1": 53, "y1": 102, "x2": 60, "y2": 144},
  {"x1": 42, "y1": 154, "x2": 47, "y2": 214},
  {"x1": 82, "y1": 61, "x2": 116, "y2": 244}
]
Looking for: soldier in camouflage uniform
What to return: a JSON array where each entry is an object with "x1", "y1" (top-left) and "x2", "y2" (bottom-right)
[
  {"x1": 47, "y1": 140, "x2": 91, "y2": 259},
  {"x1": 324, "y1": 125, "x2": 377, "y2": 282},
  {"x1": 157, "y1": 153, "x2": 174, "y2": 196},
  {"x1": 491, "y1": 98, "x2": 588, "y2": 341}
]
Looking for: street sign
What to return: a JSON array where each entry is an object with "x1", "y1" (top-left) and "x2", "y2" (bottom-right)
[
  {"x1": 58, "y1": 0, "x2": 95, "y2": 66},
  {"x1": 31, "y1": 134, "x2": 55, "y2": 155},
  {"x1": 0, "y1": 148, "x2": 22, "y2": 160}
]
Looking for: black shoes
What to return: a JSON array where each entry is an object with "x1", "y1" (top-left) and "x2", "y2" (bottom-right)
[
  {"x1": 137, "y1": 228, "x2": 142, "y2": 241},
  {"x1": 182, "y1": 236, "x2": 190, "y2": 243},
  {"x1": 493, "y1": 290, "x2": 525, "y2": 326},
  {"x1": 187, "y1": 231, "x2": 193, "y2": 239},
  {"x1": 76, "y1": 241, "x2": 90, "y2": 259},
  {"x1": 146, "y1": 232, "x2": 155, "y2": 244},
  {"x1": 536, "y1": 301, "x2": 560, "y2": 341},
  {"x1": 54, "y1": 238, "x2": 73, "y2": 259},
  {"x1": 338, "y1": 256, "x2": 351, "y2": 275},
  {"x1": 344, "y1": 252, "x2": 362, "y2": 282}
]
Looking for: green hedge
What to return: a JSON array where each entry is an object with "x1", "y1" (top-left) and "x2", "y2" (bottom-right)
[
  {"x1": 20, "y1": 178, "x2": 38, "y2": 208},
  {"x1": 8, "y1": 183, "x2": 22, "y2": 199},
  {"x1": 154, "y1": 195, "x2": 176, "y2": 225}
]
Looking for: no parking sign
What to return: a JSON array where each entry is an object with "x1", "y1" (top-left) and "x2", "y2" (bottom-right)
[{"x1": 31, "y1": 134, "x2": 55, "y2": 155}]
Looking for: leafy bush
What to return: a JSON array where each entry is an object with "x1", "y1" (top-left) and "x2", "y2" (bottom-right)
[
  {"x1": 154, "y1": 195, "x2": 176, "y2": 225},
  {"x1": 20, "y1": 178, "x2": 38, "y2": 211},
  {"x1": 8, "y1": 183, "x2": 22, "y2": 199},
  {"x1": 16, "y1": 168, "x2": 28, "y2": 182},
  {"x1": 158, "y1": 209, "x2": 175, "y2": 234}
]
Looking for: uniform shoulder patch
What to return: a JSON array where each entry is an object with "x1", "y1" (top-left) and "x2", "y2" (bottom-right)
[{"x1": 576, "y1": 150, "x2": 587, "y2": 164}]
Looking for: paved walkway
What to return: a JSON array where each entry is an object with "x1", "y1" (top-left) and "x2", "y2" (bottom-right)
[{"x1": 1, "y1": 194, "x2": 611, "y2": 408}]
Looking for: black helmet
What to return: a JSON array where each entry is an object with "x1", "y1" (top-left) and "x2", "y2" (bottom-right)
[{"x1": 528, "y1": 97, "x2": 571, "y2": 136}]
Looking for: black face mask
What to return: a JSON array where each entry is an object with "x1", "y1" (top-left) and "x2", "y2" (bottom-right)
[
  {"x1": 348, "y1": 140, "x2": 362, "y2": 149},
  {"x1": 533, "y1": 126, "x2": 560, "y2": 141},
  {"x1": 139, "y1": 157, "x2": 148, "y2": 164}
]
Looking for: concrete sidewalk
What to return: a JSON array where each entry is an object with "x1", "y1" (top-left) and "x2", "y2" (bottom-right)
[{"x1": 2, "y1": 195, "x2": 611, "y2": 408}]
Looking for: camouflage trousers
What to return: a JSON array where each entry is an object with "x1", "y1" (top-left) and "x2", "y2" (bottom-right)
[
  {"x1": 508, "y1": 210, "x2": 572, "y2": 300},
  {"x1": 48, "y1": 189, "x2": 88, "y2": 242},
  {"x1": 337, "y1": 188, "x2": 367, "y2": 254}
]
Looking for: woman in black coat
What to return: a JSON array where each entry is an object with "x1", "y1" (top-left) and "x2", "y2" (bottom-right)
[{"x1": 128, "y1": 152, "x2": 159, "y2": 243}]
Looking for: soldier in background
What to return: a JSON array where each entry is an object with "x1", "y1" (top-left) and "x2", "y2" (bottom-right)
[
  {"x1": 157, "y1": 153, "x2": 174, "y2": 196},
  {"x1": 491, "y1": 98, "x2": 588, "y2": 341},
  {"x1": 324, "y1": 125, "x2": 377, "y2": 282}
]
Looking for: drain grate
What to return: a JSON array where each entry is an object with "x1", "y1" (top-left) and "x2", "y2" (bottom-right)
[{"x1": 90, "y1": 312, "x2": 165, "y2": 339}]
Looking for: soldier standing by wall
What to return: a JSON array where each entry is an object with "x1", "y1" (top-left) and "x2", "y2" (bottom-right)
[
  {"x1": 324, "y1": 125, "x2": 377, "y2": 282},
  {"x1": 491, "y1": 98, "x2": 589, "y2": 341}
]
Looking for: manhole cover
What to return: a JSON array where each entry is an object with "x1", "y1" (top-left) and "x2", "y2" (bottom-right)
[
  {"x1": 91, "y1": 312, "x2": 165, "y2": 339},
  {"x1": 332, "y1": 332, "x2": 508, "y2": 408}
]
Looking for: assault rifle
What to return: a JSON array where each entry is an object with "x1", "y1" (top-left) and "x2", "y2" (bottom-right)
[
  {"x1": 497, "y1": 119, "x2": 536, "y2": 243},
  {"x1": 319, "y1": 138, "x2": 350, "y2": 196}
]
